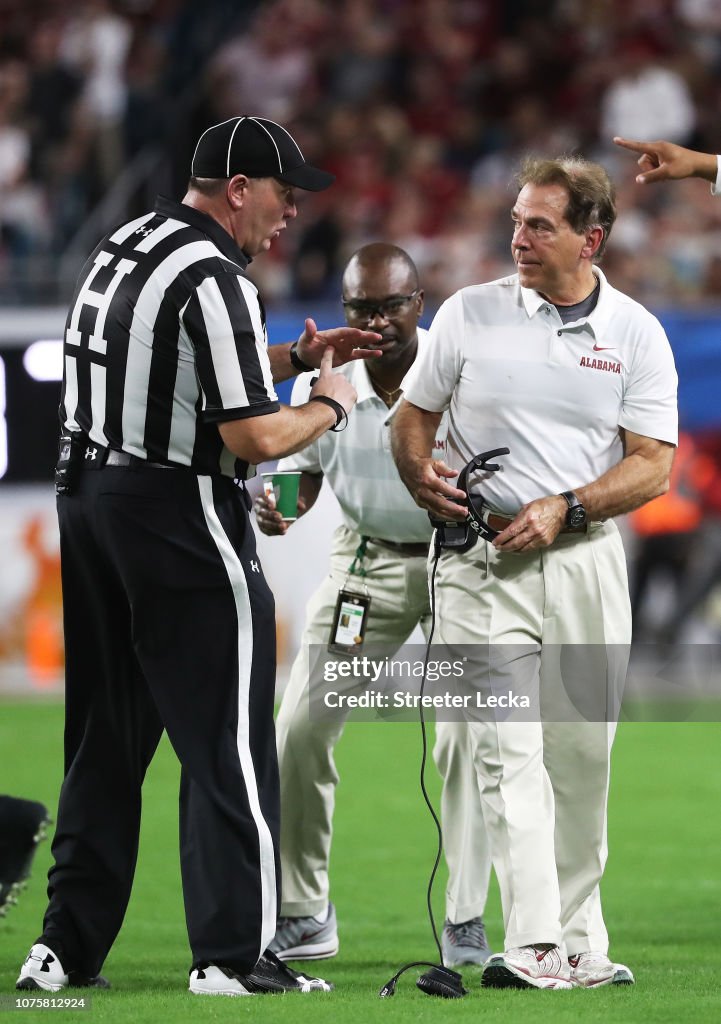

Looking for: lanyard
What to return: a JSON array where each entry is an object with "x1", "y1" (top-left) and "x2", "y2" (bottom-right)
[
  {"x1": 347, "y1": 536, "x2": 369, "y2": 578},
  {"x1": 343, "y1": 535, "x2": 370, "y2": 594}
]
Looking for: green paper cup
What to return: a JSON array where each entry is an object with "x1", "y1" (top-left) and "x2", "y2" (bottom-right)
[{"x1": 261, "y1": 471, "x2": 302, "y2": 521}]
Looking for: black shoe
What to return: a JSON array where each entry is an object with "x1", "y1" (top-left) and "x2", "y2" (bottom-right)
[
  {"x1": 67, "y1": 971, "x2": 111, "y2": 989},
  {"x1": 189, "y1": 949, "x2": 333, "y2": 996},
  {"x1": 247, "y1": 950, "x2": 333, "y2": 992},
  {"x1": 0, "y1": 797, "x2": 51, "y2": 916}
]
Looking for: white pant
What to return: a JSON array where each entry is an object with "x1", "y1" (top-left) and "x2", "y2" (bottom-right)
[
  {"x1": 434, "y1": 520, "x2": 631, "y2": 953},
  {"x1": 276, "y1": 524, "x2": 491, "y2": 920}
]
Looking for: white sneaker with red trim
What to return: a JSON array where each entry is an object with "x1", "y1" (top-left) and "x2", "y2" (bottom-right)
[
  {"x1": 481, "y1": 945, "x2": 574, "y2": 990},
  {"x1": 612, "y1": 963, "x2": 635, "y2": 985},
  {"x1": 568, "y1": 951, "x2": 616, "y2": 988}
]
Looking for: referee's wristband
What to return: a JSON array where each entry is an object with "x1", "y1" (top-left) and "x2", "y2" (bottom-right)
[
  {"x1": 310, "y1": 395, "x2": 348, "y2": 432},
  {"x1": 289, "y1": 340, "x2": 314, "y2": 373}
]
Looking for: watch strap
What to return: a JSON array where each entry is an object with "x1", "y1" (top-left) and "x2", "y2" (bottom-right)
[
  {"x1": 559, "y1": 489, "x2": 587, "y2": 528},
  {"x1": 560, "y1": 490, "x2": 580, "y2": 509},
  {"x1": 289, "y1": 340, "x2": 314, "y2": 373},
  {"x1": 310, "y1": 395, "x2": 348, "y2": 432}
]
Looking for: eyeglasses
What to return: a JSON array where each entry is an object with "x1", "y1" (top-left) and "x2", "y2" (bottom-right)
[{"x1": 342, "y1": 290, "x2": 420, "y2": 320}]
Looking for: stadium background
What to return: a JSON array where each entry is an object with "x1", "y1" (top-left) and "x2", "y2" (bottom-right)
[{"x1": 0, "y1": 1, "x2": 720, "y2": 1018}]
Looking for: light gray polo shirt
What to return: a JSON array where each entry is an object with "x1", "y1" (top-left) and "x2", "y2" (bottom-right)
[{"x1": 279, "y1": 329, "x2": 444, "y2": 543}]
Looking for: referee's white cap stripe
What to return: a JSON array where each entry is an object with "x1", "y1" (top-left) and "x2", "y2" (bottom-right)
[
  {"x1": 191, "y1": 116, "x2": 239, "y2": 175},
  {"x1": 248, "y1": 118, "x2": 283, "y2": 174},
  {"x1": 255, "y1": 117, "x2": 305, "y2": 162},
  {"x1": 226, "y1": 116, "x2": 247, "y2": 178}
]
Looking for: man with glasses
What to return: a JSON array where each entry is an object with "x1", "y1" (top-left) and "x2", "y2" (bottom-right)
[{"x1": 255, "y1": 243, "x2": 492, "y2": 966}]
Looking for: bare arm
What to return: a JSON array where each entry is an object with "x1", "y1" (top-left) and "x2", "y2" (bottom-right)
[
  {"x1": 613, "y1": 137, "x2": 718, "y2": 185},
  {"x1": 390, "y1": 399, "x2": 467, "y2": 519},
  {"x1": 219, "y1": 348, "x2": 357, "y2": 463},
  {"x1": 494, "y1": 429, "x2": 676, "y2": 552},
  {"x1": 269, "y1": 318, "x2": 382, "y2": 383},
  {"x1": 254, "y1": 472, "x2": 323, "y2": 536},
  {"x1": 576, "y1": 429, "x2": 675, "y2": 519}
]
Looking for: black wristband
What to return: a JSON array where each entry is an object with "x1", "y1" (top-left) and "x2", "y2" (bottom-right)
[
  {"x1": 310, "y1": 395, "x2": 348, "y2": 432},
  {"x1": 289, "y1": 340, "x2": 314, "y2": 373}
]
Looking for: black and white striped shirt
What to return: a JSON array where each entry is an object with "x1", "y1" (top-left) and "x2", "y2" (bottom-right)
[{"x1": 60, "y1": 196, "x2": 279, "y2": 478}]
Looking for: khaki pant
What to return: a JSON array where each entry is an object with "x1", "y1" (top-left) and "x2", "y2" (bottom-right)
[
  {"x1": 434, "y1": 520, "x2": 631, "y2": 954},
  {"x1": 276, "y1": 525, "x2": 491, "y2": 921}
]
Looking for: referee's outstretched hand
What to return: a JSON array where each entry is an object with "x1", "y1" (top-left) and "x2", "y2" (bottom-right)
[{"x1": 296, "y1": 317, "x2": 382, "y2": 368}]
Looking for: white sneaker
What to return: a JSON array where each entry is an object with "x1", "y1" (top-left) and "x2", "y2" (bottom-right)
[
  {"x1": 482, "y1": 946, "x2": 573, "y2": 990},
  {"x1": 189, "y1": 965, "x2": 253, "y2": 996},
  {"x1": 16, "y1": 943, "x2": 109, "y2": 992},
  {"x1": 16, "y1": 944, "x2": 69, "y2": 992},
  {"x1": 612, "y1": 962, "x2": 635, "y2": 985},
  {"x1": 568, "y1": 951, "x2": 616, "y2": 988}
]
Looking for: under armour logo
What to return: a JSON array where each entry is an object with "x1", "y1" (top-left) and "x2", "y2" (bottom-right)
[
  {"x1": 250, "y1": 561, "x2": 260, "y2": 573},
  {"x1": 135, "y1": 226, "x2": 154, "y2": 237},
  {"x1": 26, "y1": 952, "x2": 55, "y2": 972},
  {"x1": 84, "y1": 446, "x2": 98, "y2": 460}
]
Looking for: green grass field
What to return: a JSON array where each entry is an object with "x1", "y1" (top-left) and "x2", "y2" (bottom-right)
[{"x1": 1, "y1": 700, "x2": 720, "y2": 1023}]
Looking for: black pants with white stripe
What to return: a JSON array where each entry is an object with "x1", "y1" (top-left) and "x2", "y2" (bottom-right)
[{"x1": 41, "y1": 466, "x2": 279, "y2": 977}]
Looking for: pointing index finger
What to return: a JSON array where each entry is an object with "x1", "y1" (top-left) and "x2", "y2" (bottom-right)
[
  {"x1": 613, "y1": 136, "x2": 652, "y2": 154},
  {"x1": 319, "y1": 346, "x2": 335, "y2": 374}
]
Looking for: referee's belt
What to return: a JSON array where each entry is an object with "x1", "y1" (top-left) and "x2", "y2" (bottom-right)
[
  {"x1": 79, "y1": 442, "x2": 172, "y2": 471},
  {"x1": 367, "y1": 537, "x2": 431, "y2": 557},
  {"x1": 482, "y1": 509, "x2": 587, "y2": 535}
]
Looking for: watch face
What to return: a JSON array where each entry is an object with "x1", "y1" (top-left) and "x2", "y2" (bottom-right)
[{"x1": 567, "y1": 505, "x2": 587, "y2": 527}]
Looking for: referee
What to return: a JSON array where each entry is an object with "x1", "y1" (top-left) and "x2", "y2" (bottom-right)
[{"x1": 16, "y1": 116, "x2": 381, "y2": 998}]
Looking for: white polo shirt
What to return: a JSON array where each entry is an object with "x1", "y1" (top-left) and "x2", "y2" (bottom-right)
[
  {"x1": 279, "y1": 329, "x2": 444, "y2": 543},
  {"x1": 403, "y1": 268, "x2": 678, "y2": 516}
]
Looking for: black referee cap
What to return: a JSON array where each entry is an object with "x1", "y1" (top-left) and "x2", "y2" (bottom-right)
[{"x1": 191, "y1": 116, "x2": 335, "y2": 191}]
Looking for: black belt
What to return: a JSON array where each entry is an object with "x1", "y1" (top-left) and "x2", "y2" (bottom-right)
[
  {"x1": 368, "y1": 538, "x2": 430, "y2": 557},
  {"x1": 106, "y1": 450, "x2": 172, "y2": 470},
  {"x1": 79, "y1": 443, "x2": 173, "y2": 471}
]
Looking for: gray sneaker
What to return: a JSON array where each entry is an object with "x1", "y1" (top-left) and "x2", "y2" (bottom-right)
[
  {"x1": 442, "y1": 917, "x2": 491, "y2": 967},
  {"x1": 268, "y1": 903, "x2": 339, "y2": 961}
]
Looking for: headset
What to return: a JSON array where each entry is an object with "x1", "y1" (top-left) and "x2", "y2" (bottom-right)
[
  {"x1": 380, "y1": 447, "x2": 511, "y2": 1000},
  {"x1": 429, "y1": 447, "x2": 511, "y2": 554}
]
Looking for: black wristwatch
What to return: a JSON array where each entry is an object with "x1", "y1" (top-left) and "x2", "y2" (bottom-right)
[{"x1": 559, "y1": 490, "x2": 587, "y2": 528}]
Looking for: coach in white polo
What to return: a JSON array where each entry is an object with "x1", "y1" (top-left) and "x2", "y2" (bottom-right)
[
  {"x1": 392, "y1": 156, "x2": 677, "y2": 991},
  {"x1": 256, "y1": 244, "x2": 492, "y2": 968}
]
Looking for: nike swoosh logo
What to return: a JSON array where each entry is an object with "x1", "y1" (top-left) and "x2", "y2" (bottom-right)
[{"x1": 593, "y1": 344, "x2": 615, "y2": 351}]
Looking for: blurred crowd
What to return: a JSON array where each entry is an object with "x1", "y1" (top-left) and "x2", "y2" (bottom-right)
[
  {"x1": 0, "y1": 0, "x2": 721, "y2": 648},
  {"x1": 2, "y1": 0, "x2": 721, "y2": 307},
  {"x1": 0, "y1": 0, "x2": 243, "y2": 298}
]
